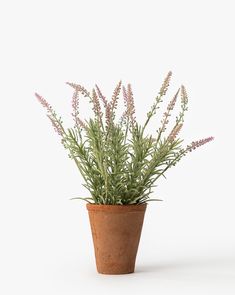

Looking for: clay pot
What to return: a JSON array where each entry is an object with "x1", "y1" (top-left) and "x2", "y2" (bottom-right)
[{"x1": 86, "y1": 203, "x2": 147, "y2": 274}]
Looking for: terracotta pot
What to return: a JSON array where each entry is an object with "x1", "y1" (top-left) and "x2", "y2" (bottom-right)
[{"x1": 86, "y1": 203, "x2": 147, "y2": 274}]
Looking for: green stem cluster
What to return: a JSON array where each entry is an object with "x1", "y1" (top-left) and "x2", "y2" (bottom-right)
[{"x1": 36, "y1": 73, "x2": 213, "y2": 204}]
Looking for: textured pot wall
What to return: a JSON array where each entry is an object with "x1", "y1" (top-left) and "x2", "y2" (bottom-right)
[{"x1": 87, "y1": 204, "x2": 147, "y2": 274}]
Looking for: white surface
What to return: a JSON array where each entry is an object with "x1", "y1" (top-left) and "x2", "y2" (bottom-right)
[{"x1": 0, "y1": 0, "x2": 235, "y2": 294}]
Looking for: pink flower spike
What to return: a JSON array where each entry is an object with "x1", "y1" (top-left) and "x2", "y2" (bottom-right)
[
  {"x1": 71, "y1": 89, "x2": 86, "y2": 129},
  {"x1": 47, "y1": 115, "x2": 63, "y2": 136},
  {"x1": 181, "y1": 85, "x2": 188, "y2": 105},
  {"x1": 121, "y1": 84, "x2": 136, "y2": 127},
  {"x1": 187, "y1": 136, "x2": 214, "y2": 152},
  {"x1": 77, "y1": 118, "x2": 86, "y2": 129},
  {"x1": 95, "y1": 84, "x2": 108, "y2": 108},
  {"x1": 35, "y1": 92, "x2": 52, "y2": 113},
  {"x1": 167, "y1": 88, "x2": 180, "y2": 111},
  {"x1": 72, "y1": 89, "x2": 79, "y2": 115},
  {"x1": 105, "y1": 103, "x2": 112, "y2": 127},
  {"x1": 127, "y1": 84, "x2": 136, "y2": 126},
  {"x1": 168, "y1": 123, "x2": 183, "y2": 142},
  {"x1": 111, "y1": 80, "x2": 122, "y2": 111},
  {"x1": 159, "y1": 71, "x2": 172, "y2": 96},
  {"x1": 66, "y1": 82, "x2": 90, "y2": 98},
  {"x1": 92, "y1": 88, "x2": 102, "y2": 119},
  {"x1": 122, "y1": 85, "x2": 128, "y2": 110}
]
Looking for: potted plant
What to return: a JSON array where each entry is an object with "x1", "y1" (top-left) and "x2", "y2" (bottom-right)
[{"x1": 35, "y1": 72, "x2": 214, "y2": 274}]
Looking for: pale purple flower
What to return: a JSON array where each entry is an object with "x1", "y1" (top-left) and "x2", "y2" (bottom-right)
[
  {"x1": 76, "y1": 117, "x2": 86, "y2": 129},
  {"x1": 105, "y1": 103, "x2": 112, "y2": 127},
  {"x1": 72, "y1": 89, "x2": 79, "y2": 114},
  {"x1": 35, "y1": 92, "x2": 52, "y2": 113},
  {"x1": 159, "y1": 89, "x2": 180, "y2": 133},
  {"x1": 181, "y1": 85, "x2": 188, "y2": 105},
  {"x1": 119, "y1": 88, "x2": 127, "y2": 126},
  {"x1": 122, "y1": 85, "x2": 128, "y2": 113},
  {"x1": 66, "y1": 82, "x2": 90, "y2": 98},
  {"x1": 168, "y1": 123, "x2": 183, "y2": 142},
  {"x1": 167, "y1": 88, "x2": 179, "y2": 111},
  {"x1": 95, "y1": 84, "x2": 108, "y2": 108},
  {"x1": 159, "y1": 71, "x2": 172, "y2": 96},
  {"x1": 127, "y1": 84, "x2": 136, "y2": 126},
  {"x1": 36, "y1": 92, "x2": 64, "y2": 136},
  {"x1": 47, "y1": 115, "x2": 63, "y2": 136},
  {"x1": 187, "y1": 136, "x2": 214, "y2": 152},
  {"x1": 110, "y1": 80, "x2": 122, "y2": 112},
  {"x1": 92, "y1": 88, "x2": 103, "y2": 120},
  {"x1": 121, "y1": 84, "x2": 136, "y2": 126},
  {"x1": 71, "y1": 89, "x2": 86, "y2": 129}
]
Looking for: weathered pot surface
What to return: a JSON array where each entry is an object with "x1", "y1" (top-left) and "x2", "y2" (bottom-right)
[{"x1": 86, "y1": 203, "x2": 147, "y2": 274}]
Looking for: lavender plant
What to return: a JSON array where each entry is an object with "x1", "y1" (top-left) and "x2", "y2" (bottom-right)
[{"x1": 35, "y1": 72, "x2": 214, "y2": 205}]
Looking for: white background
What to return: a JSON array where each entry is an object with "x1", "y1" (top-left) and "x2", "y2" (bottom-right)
[{"x1": 0, "y1": 0, "x2": 234, "y2": 294}]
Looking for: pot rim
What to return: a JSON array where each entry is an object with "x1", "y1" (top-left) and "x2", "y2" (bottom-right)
[{"x1": 86, "y1": 203, "x2": 147, "y2": 212}]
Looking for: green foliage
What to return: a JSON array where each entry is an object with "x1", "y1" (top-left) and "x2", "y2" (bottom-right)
[{"x1": 36, "y1": 73, "x2": 213, "y2": 204}]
